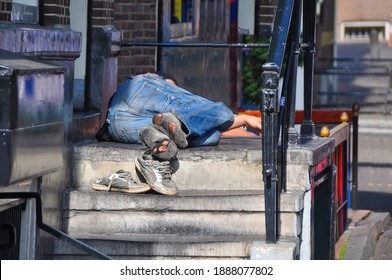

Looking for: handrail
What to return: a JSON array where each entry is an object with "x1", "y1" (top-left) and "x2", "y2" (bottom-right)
[
  {"x1": 121, "y1": 41, "x2": 270, "y2": 49},
  {"x1": 0, "y1": 192, "x2": 112, "y2": 260}
]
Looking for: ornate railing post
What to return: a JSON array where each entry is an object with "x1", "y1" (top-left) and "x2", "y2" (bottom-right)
[
  {"x1": 261, "y1": 63, "x2": 280, "y2": 243},
  {"x1": 351, "y1": 103, "x2": 360, "y2": 209},
  {"x1": 301, "y1": 0, "x2": 317, "y2": 136},
  {"x1": 261, "y1": 0, "x2": 295, "y2": 244}
]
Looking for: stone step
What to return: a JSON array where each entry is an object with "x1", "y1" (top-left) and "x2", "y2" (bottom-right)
[
  {"x1": 51, "y1": 235, "x2": 299, "y2": 260},
  {"x1": 66, "y1": 189, "x2": 304, "y2": 212},
  {"x1": 72, "y1": 138, "x2": 263, "y2": 192},
  {"x1": 66, "y1": 137, "x2": 331, "y2": 259},
  {"x1": 64, "y1": 190, "x2": 303, "y2": 239},
  {"x1": 72, "y1": 137, "x2": 333, "y2": 193}
]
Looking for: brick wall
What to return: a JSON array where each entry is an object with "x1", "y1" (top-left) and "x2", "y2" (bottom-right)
[
  {"x1": 0, "y1": 0, "x2": 71, "y2": 26},
  {"x1": 42, "y1": 0, "x2": 70, "y2": 25},
  {"x1": 0, "y1": 0, "x2": 116, "y2": 27},
  {"x1": 113, "y1": 0, "x2": 157, "y2": 84},
  {"x1": 336, "y1": 0, "x2": 392, "y2": 41},
  {"x1": 92, "y1": 0, "x2": 114, "y2": 27},
  {"x1": 255, "y1": 0, "x2": 278, "y2": 37},
  {"x1": 337, "y1": 0, "x2": 392, "y2": 23},
  {"x1": 257, "y1": 0, "x2": 277, "y2": 26}
]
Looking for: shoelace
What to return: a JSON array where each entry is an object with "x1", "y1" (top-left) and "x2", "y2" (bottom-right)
[
  {"x1": 106, "y1": 170, "x2": 135, "y2": 191},
  {"x1": 153, "y1": 161, "x2": 172, "y2": 181}
]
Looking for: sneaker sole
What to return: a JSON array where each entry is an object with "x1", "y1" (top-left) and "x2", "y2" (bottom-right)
[
  {"x1": 91, "y1": 183, "x2": 150, "y2": 194},
  {"x1": 153, "y1": 113, "x2": 188, "y2": 149},
  {"x1": 134, "y1": 158, "x2": 179, "y2": 196}
]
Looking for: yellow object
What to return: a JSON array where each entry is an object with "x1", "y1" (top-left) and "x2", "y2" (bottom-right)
[
  {"x1": 173, "y1": 0, "x2": 182, "y2": 22},
  {"x1": 340, "y1": 112, "x2": 349, "y2": 123},
  {"x1": 320, "y1": 125, "x2": 330, "y2": 137}
]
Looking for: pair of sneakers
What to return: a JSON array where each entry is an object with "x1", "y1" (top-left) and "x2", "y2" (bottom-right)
[
  {"x1": 92, "y1": 164, "x2": 179, "y2": 196},
  {"x1": 136, "y1": 112, "x2": 188, "y2": 195},
  {"x1": 93, "y1": 157, "x2": 179, "y2": 196}
]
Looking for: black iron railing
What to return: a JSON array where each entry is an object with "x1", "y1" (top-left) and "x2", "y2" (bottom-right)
[
  {"x1": 260, "y1": 0, "x2": 320, "y2": 243},
  {"x1": 261, "y1": 0, "x2": 297, "y2": 243},
  {"x1": 122, "y1": 42, "x2": 270, "y2": 49},
  {"x1": 0, "y1": 192, "x2": 112, "y2": 260}
]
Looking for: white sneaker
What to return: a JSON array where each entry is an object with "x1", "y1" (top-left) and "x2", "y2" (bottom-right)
[
  {"x1": 135, "y1": 152, "x2": 179, "y2": 195},
  {"x1": 92, "y1": 170, "x2": 150, "y2": 193}
]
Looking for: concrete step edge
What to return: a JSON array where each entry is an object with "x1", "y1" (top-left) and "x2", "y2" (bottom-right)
[
  {"x1": 64, "y1": 211, "x2": 302, "y2": 238},
  {"x1": 65, "y1": 189, "x2": 305, "y2": 212},
  {"x1": 52, "y1": 234, "x2": 299, "y2": 259}
]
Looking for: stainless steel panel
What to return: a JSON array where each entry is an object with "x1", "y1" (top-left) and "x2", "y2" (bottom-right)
[
  {"x1": 0, "y1": 50, "x2": 65, "y2": 186},
  {"x1": 1, "y1": 123, "x2": 65, "y2": 186},
  {"x1": 0, "y1": 50, "x2": 65, "y2": 129}
]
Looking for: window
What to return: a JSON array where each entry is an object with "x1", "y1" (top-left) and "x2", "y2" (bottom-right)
[
  {"x1": 171, "y1": 0, "x2": 193, "y2": 23},
  {"x1": 169, "y1": 0, "x2": 199, "y2": 39},
  {"x1": 341, "y1": 22, "x2": 389, "y2": 42},
  {"x1": 11, "y1": 0, "x2": 38, "y2": 23},
  {"x1": 345, "y1": 26, "x2": 384, "y2": 41}
]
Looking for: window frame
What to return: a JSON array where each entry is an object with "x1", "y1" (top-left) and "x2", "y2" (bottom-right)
[
  {"x1": 164, "y1": 0, "x2": 200, "y2": 41},
  {"x1": 11, "y1": 0, "x2": 40, "y2": 24},
  {"x1": 340, "y1": 21, "x2": 390, "y2": 42}
]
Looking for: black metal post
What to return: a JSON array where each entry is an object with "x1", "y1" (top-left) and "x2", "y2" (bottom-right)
[
  {"x1": 287, "y1": 0, "x2": 301, "y2": 145},
  {"x1": 300, "y1": 0, "x2": 316, "y2": 136},
  {"x1": 261, "y1": 63, "x2": 280, "y2": 243},
  {"x1": 351, "y1": 103, "x2": 359, "y2": 209},
  {"x1": 157, "y1": 0, "x2": 163, "y2": 71},
  {"x1": 261, "y1": 0, "x2": 295, "y2": 243},
  {"x1": 0, "y1": 192, "x2": 112, "y2": 260},
  {"x1": 38, "y1": 0, "x2": 44, "y2": 26},
  {"x1": 84, "y1": 0, "x2": 93, "y2": 111},
  {"x1": 279, "y1": 0, "x2": 302, "y2": 192},
  {"x1": 329, "y1": 164, "x2": 337, "y2": 260},
  {"x1": 254, "y1": 0, "x2": 261, "y2": 38},
  {"x1": 278, "y1": 41, "x2": 295, "y2": 193}
]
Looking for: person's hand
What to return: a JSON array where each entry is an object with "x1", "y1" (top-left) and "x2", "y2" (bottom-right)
[
  {"x1": 222, "y1": 114, "x2": 262, "y2": 137},
  {"x1": 243, "y1": 115, "x2": 261, "y2": 132},
  {"x1": 226, "y1": 114, "x2": 262, "y2": 132}
]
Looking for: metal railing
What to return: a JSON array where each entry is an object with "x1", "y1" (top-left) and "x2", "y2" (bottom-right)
[
  {"x1": 261, "y1": 0, "x2": 320, "y2": 243},
  {"x1": 0, "y1": 192, "x2": 112, "y2": 260},
  {"x1": 122, "y1": 42, "x2": 270, "y2": 49}
]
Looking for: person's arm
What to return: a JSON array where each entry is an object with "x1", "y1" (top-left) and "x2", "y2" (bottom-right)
[
  {"x1": 221, "y1": 114, "x2": 261, "y2": 137},
  {"x1": 229, "y1": 114, "x2": 261, "y2": 131}
]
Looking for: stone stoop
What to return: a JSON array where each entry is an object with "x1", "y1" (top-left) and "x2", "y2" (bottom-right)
[
  {"x1": 51, "y1": 235, "x2": 299, "y2": 260},
  {"x1": 59, "y1": 138, "x2": 305, "y2": 260}
]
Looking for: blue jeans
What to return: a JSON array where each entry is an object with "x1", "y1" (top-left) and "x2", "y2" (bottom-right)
[{"x1": 107, "y1": 73, "x2": 234, "y2": 147}]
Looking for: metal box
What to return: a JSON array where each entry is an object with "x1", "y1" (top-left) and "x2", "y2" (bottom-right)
[{"x1": 0, "y1": 50, "x2": 65, "y2": 186}]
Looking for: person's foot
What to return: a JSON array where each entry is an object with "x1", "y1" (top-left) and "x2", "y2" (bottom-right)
[
  {"x1": 139, "y1": 124, "x2": 178, "y2": 161},
  {"x1": 92, "y1": 170, "x2": 150, "y2": 193},
  {"x1": 134, "y1": 152, "x2": 179, "y2": 195},
  {"x1": 153, "y1": 112, "x2": 188, "y2": 148}
]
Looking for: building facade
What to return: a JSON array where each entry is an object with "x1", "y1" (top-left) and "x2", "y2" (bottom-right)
[
  {"x1": 336, "y1": 0, "x2": 392, "y2": 43},
  {"x1": 0, "y1": 0, "x2": 119, "y2": 259},
  {"x1": 0, "y1": 0, "x2": 252, "y2": 259}
]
